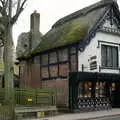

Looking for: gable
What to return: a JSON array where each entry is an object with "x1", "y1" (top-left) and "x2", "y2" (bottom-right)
[
  {"x1": 79, "y1": 5, "x2": 120, "y2": 52},
  {"x1": 100, "y1": 8, "x2": 120, "y2": 34},
  {"x1": 102, "y1": 19, "x2": 118, "y2": 29}
]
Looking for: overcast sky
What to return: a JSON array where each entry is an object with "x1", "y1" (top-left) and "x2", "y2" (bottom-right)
[{"x1": 13, "y1": 0, "x2": 120, "y2": 46}]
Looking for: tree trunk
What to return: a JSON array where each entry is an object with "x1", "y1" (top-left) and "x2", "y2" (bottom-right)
[{"x1": 3, "y1": 24, "x2": 14, "y2": 104}]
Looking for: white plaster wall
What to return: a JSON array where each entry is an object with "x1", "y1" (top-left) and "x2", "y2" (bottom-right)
[{"x1": 78, "y1": 31, "x2": 120, "y2": 74}]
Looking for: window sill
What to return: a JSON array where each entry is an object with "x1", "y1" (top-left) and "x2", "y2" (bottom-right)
[{"x1": 100, "y1": 66, "x2": 119, "y2": 70}]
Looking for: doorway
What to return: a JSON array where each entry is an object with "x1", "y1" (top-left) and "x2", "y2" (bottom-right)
[{"x1": 111, "y1": 82, "x2": 120, "y2": 108}]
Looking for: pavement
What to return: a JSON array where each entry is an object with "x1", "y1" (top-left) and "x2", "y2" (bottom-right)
[
  {"x1": 22, "y1": 108, "x2": 120, "y2": 120},
  {"x1": 43, "y1": 109, "x2": 120, "y2": 120}
]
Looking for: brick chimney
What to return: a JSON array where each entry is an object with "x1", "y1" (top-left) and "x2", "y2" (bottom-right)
[
  {"x1": 30, "y1": 11, "x2": 41, "y2": 50},
  {"x1": 30, "y1": 10, "x2": 40, "y2": 32}
]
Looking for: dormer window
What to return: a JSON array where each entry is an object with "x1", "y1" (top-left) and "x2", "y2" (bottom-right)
[{"x1": 101, "y1": 45, "x2": 118, "y2": 68}]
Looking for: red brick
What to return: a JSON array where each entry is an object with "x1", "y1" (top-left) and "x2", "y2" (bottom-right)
[
  {"x1": 59, "y1": 63, "x2": 69, "y2": 77},
  {"x1": 41, "y1": 79, "x2": 69, "y2": 106}
]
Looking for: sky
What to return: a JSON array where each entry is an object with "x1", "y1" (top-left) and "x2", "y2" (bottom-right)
[{"x1": 13, "y1": 0, "x2": 120, "y2": 47}]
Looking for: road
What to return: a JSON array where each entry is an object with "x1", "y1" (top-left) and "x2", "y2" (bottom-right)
[{"x1": 93, "y1": 116, "x2": 120, "y2": 120}]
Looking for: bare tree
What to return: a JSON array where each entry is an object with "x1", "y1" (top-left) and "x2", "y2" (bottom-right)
[{"x1": 0, "y1": 0, "x2": 27, "y2": 104}]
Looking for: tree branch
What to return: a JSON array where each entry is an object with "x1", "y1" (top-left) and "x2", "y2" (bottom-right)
[
  {"x1": 8, "y1": 0, "x2": 12, "y2": 18},
  {"x1": 4, "y1": 0, "x2": 8, "y2": 10},
  {"x1": 0, "y1": 0, "x2": 4, "y2": 5},
  {"x1": 0, "y1": 0, "x2": 7, "y2": 16},
  {"x1": 16, "y1": 0, "x2": 21, "y2": 13},
  {"x1": 11, "y1": 0, "x2": 27, "y2": 24}
]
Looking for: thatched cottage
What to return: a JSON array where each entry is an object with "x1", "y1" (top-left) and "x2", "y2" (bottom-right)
[{"x1": 17, "y1": 0, "x2": 120, "y2": 111}]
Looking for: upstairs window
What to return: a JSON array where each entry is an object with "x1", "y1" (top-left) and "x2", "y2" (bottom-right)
[{"x1": 101, "y1": 45, "x2": 118, "y2": 68}]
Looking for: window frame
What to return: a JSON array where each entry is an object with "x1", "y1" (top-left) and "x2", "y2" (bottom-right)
[{"x1": 101, "y1": 44, "x2": 119, "y2": 69}]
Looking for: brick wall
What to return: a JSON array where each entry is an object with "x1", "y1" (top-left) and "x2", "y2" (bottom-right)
[
  {"x1": 70, "y1": 55, "x2": 77, "y2": 72},
  {"x1": 19, "y1": 45, "x2": 78, "y2": 106},
  {"x1": 20, "y1": 61, "x2": 30, "y2": 87},
  {"x1": 31, "y1": 63, "x2": 40, "y2": 87},
  {"x1": 41, "y1": 79, "x2": 69, "y2": 106}
]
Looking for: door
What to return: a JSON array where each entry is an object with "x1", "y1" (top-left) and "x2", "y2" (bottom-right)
[{"x1": 111, "y1": 82, "x2": 120, "y2": 108}]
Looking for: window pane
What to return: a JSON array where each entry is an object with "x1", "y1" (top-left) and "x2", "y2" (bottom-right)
[
  {"x1": 78, "y1": 82, "x2": 83, "y2": 97},
  {"x1": 83, "y1": 81, "x2": 92, "y2": 98},
  {"x1": 107, "y1": 46, "x2": 112, "y2": 67},
  {"x1": 95, "y1": 82, "x2": 99, "y2": 97},
  {"x1": 99, "y1": 82, "x2": 105, "y2": 97},
  {"x1": 112, "y1": 47, "x2": 118, "y2": 67},
  {"x1": 101, "y1": 45, "x2": 107, "y2": 66}
]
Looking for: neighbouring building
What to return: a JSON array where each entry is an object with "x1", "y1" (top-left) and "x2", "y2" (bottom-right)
[{"x1": 17, "y1": 0, "x2": 120, "y2": 111}]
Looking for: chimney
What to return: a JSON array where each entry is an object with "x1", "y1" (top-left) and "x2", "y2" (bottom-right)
[
  {"x1": 30, "y1": 10, "x2": 40, "y2": 32},
  {"x1": 30, "y1": 11, "x2": 41, "y2": 51}
]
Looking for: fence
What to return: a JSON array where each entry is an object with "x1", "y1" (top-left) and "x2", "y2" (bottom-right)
[
  {"x1": 0, "y1": 88, "x2": 56, "y2": 106},
  {"x1": 0, "y1": 106, "x2": 14, "y2": 120},
  {"x1": 15, "y1": 88, "x2": 56, "y2": 106},
  {"x1": 0, "y1": 88, "x2": 56, "y2": 120}
]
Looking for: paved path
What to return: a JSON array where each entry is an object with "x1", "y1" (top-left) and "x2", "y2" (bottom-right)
[
  {"x1": 23, "y1": 109, "x2": 120, "y2": 120},
  {"x1": 92, "y1": 115, "x2": 120, "y2": 120}
]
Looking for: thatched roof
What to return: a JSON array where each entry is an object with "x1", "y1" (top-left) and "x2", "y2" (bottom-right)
[
  {"x1": 33, "y1": 20, "x2": 88, "y2": 54},
  {"x1": 18, "y1": 0, "x2": 118, "y2": 59},
  {"x1": 32, "y1": 0, "x2": 117, "y2": 55}
]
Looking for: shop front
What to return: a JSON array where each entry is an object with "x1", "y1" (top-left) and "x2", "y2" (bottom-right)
[{"x1": 69, "y1": 72, "x2": 120, "y2": 111}]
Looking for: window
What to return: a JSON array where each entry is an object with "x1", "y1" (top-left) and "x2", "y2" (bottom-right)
[
  {"x1": 101, "y1": 45, "x2": 118, "y2": 68},
  {"x1": 78, "y1": 81, "x2": 92, "y2": 98},
  {"x1": 95, "y1": 82, "x2": 105, "y2": 97}
]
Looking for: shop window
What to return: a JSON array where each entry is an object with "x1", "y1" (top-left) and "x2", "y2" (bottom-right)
[
  {"x1": 78, "y1": 81, "x2": 92, "y2": 98},
  {"x1": 99, "y1": 82, "x2": 105, "y2": 97},
  {"x1": 95, "y1": 82, "x2": 105, "y2": 97},
  {"x1": 84, "y1": 81, "x2": 92, "y2": 97},
  {"x1": 112, "y1": 82, "x2": 116, "y2": 91},
  {"x1": 78, "y1": 82, "x2": 83, "y2": 97}
]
